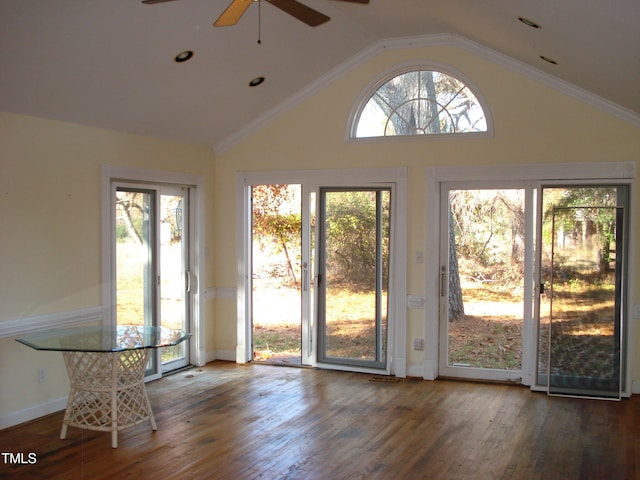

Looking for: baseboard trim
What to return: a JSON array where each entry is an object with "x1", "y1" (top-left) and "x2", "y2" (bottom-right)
[
  {"x1": 406, "y1": 364, "x2": 425, "y2": 378},
  {"x1": 0, "y1": 396, "x2": 67, "y2": 430},
  {"x1": 215, "y1": 349, "x2": 236, "y2": 362}
]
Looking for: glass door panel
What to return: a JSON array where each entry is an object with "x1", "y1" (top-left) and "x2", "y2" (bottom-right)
[
  {"x1": 441, "y1": 188, "x2": 526, "y2": 381},
  {"x1": 301, "y1": 187, "x2": 317, "y2": 366},
  {"x1": 251, "y1": 184, "x2": 304, "y2": 365},
  {"x1": 547, "y1": 206, "x2": 623, "y2": 398},
  {"x1": 317, "y1": 188, "x2": 390, "y2": 369},
  {"x1": 114, "y1": 185, "x2": 191, "y2": 376},
  {"x1": 115, "y1": 188, "x2": 158, "y2": 375},
  {"x1": 159, "y1": 189, "x2": 189, "y2": 370},
  {"x1": 115, "y1": 189, "x2": 155, "y2": 329},
  {"x1": 537, "y1": 186, "x2": 626, "y2": 398}
]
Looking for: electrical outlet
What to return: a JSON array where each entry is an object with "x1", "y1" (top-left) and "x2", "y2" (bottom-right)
[
  {"x1": 413, "y1": 338, "x2": 424, "y2": 351},
  {"x1": 38, "y1": 368, "x2": 45, "y2": 383}
]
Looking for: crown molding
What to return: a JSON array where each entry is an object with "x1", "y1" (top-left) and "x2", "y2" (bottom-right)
[
  {"x1": 214, "y1": 33, "x2": 640, "y2": 155},
  {"x1": 449, "y1": 34, "x2": 640, "y2": 128}
]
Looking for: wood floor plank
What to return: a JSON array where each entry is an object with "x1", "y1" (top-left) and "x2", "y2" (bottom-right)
[{"x1": 1, "y1": 361, "x2": 638, "y2": 479}]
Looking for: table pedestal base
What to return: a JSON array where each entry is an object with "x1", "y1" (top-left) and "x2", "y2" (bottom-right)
[{"x1": 60, "y1": 350, "x2": 157, "y2": 448}]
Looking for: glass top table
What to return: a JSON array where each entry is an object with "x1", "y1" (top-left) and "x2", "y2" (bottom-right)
[
  {"x1": 16, "y1": 325, "x2": 191, "y2": 448},
  {"x1": 16, "y1": 324, "x2": 190, "y2": 353}
]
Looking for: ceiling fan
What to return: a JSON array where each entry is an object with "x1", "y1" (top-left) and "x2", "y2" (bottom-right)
[{"x1": 142, "y1": 0, "x2": 369, "y2": 28}]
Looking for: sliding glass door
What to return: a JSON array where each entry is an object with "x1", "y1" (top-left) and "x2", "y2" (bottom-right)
[
  {"x1": 439, "y1": 182, "x2": 628, "y2": 397},
  {"x1": 114, "y1": 184, "x2": 192, "y2": 376}
]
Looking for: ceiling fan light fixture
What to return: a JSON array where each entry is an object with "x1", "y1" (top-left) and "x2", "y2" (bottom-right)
[
  {"x1": 518, "y1": 16, "x2": 541, "y2": 29},
  {"x1": 174, "y1": 50, "x2": 194, "y2": 63},
  {"x1": 249, "y1": 76, "x2": 265, "y2": 87}
]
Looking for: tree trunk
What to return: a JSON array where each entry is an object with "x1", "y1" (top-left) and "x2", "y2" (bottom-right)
[
  {"x1": 117, "y1": 200, "x2": 143, "y2": 246},
  {"x1": 425, "y1": 72, "x2": 441, "y2": 134},
  {"x1": 448, "y1": 209, "x2": 465, "y2": 320}
]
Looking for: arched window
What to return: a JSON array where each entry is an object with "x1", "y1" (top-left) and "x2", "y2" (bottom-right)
[{"x1": 352, "y1": 68, "x2": 489, "y2": 139}]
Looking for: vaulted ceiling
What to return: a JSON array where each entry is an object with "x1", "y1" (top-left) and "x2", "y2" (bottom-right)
[{"x1": 1, "y1": 0, "x2": 639, "y2": 152}]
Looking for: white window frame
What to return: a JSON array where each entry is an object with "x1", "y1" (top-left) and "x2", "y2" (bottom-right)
[{"x1": 347, "y1": 61, "x2": 494, "y2": 143}]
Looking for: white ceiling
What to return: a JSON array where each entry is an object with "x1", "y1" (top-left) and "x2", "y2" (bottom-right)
[{"x1": 1, "y1": 0, "x2": 639, "y2": 151}]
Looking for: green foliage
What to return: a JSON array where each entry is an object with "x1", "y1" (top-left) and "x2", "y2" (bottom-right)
[
  {"x1": 252, "y1": 185, "x2": 301, "y2": 246},
  {"x1": 252, "y1": 184, "x2": 302, "y2": 285},
  {"x1": 252, "y1": 186, "x2": 390, "y2": 292},
  {"x1": 324, "y1": 190, "x2": 390, "y2": 290},
  {"x1": 543, "y1": 187, "x2": 620, "y2": 274},
  {"x1": 116, "y1": 223, "x2": 130, "y2": 241}
]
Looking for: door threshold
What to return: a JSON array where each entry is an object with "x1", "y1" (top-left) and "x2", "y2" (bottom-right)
[
  {"x1": 437, "y1": 376, "x2": 525, "y2": 387},
  {"x1": 252, "y1": 360, "x2": 313, "y2": 369},
  {"x1": 162, "y1": 365, "x2": 195, "y2": 377}
]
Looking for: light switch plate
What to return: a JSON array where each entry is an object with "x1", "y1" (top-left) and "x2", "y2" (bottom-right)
[{"x1": 407, "y1": 295, "x2": 425, "y2": 309}]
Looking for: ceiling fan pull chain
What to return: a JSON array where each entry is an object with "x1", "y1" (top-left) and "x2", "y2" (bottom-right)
[{"x1": 257, "y1": 0, "x2": 262, "y2": 44}]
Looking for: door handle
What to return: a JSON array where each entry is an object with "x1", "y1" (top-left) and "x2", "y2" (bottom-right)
[
  {"x1": 302, "y1": 262, "x2": 308, "y2": 292},
  {"x1": 185, "y1": 270, "x2": 192, "y2": 293}
]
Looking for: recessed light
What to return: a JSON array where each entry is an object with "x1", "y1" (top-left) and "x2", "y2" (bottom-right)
[
  {"x1": 174, "y1": 50, "x2": 194, "y2": 63},
  {"x1": 518, "y1": 16, "x2": 541, "y2": 29},
  {"x1": 539, "y1": 55, "x2": 558, "y2": 65},
  {"x1": 249, "y1": 76, "x2": 265, "y2": 87}
]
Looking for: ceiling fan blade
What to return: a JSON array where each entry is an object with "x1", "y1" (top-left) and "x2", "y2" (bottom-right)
[
  {"x1": 214, "y1": 0, "x2": 254, "y2": 27},
  {"x1": 266, "y1": 0, "x2": 330, "y2": 27},
  {"x1": 331, "y1": 0, "x2": 369, "y2": 3},
  {"x1": 141, "y1": 0, "x2": 180, "y2": 4}
]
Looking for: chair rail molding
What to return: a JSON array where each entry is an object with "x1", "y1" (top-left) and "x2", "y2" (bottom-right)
[{"x1": 0, "y1": 306, "x2": 103, "y2": 339}]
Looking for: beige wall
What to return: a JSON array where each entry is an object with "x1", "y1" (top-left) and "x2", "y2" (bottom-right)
[
  {"x1": 213, "y1": 45, "x2": 640, "y2": 382},
  {"x1": 0, "y1": 112, "x2": 215, "y2": 423}
]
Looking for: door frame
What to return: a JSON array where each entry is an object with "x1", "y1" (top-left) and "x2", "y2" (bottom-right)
[
  {"x1": 316, "y1": 186, "x2": 393, "y2": 371},
  {"x1": 425, "y1": 162, "x2": 635, "y2": 395},
  {"x1": 236, "y1": 167, "x2": 408, "y2": 377},
  {"x1": 101, "y1": 165, "x2": 206, "y2": 377}
]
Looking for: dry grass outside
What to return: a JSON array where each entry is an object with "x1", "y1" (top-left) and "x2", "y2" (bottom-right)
[
  {"x1": 537, "y1": 273, "x2": 618, "y2": 379},
  {"x1": 116, "y1": 241, "x2": 185, "y2": 363},
  {"x1": 252, "y1": 276, "x2": 527, "y2": 369},
  {"x1": 447, "y1": 282, "x2": 523, "y2": 370},
  {"x1": 254, "y1": 278, "x2": 614, "y2": 376},
  {"x1": 252, "y1": 284, "x2": 384, "y2": 362},
  {"x1": 448, "y1": 271, "x2": 617, "y2": 374},
  {"x1": 253, "y1": 239, "x2": 618, "y2": 374},
  {"x1": 448, "y1": 315, "x2": 523, "y2": 370}
]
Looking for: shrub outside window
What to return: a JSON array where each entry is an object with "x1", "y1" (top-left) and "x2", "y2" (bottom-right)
[{"x1": 354, "y1": 69, "x2": 488, "y2": 138}]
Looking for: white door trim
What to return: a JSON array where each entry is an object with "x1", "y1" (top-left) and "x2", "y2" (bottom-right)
[{"x1": 100, "y1": 165, "x2": 206, "y2": 369}]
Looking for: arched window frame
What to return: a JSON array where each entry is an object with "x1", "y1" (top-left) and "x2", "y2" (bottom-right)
[{"x1": 347, "y1": 62, "x2": 494, "y2": 141}]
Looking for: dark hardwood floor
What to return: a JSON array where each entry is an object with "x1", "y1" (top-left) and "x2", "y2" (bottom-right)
[{"x1": 1, "y1": 361, "x2": 638, "y2": 479}]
